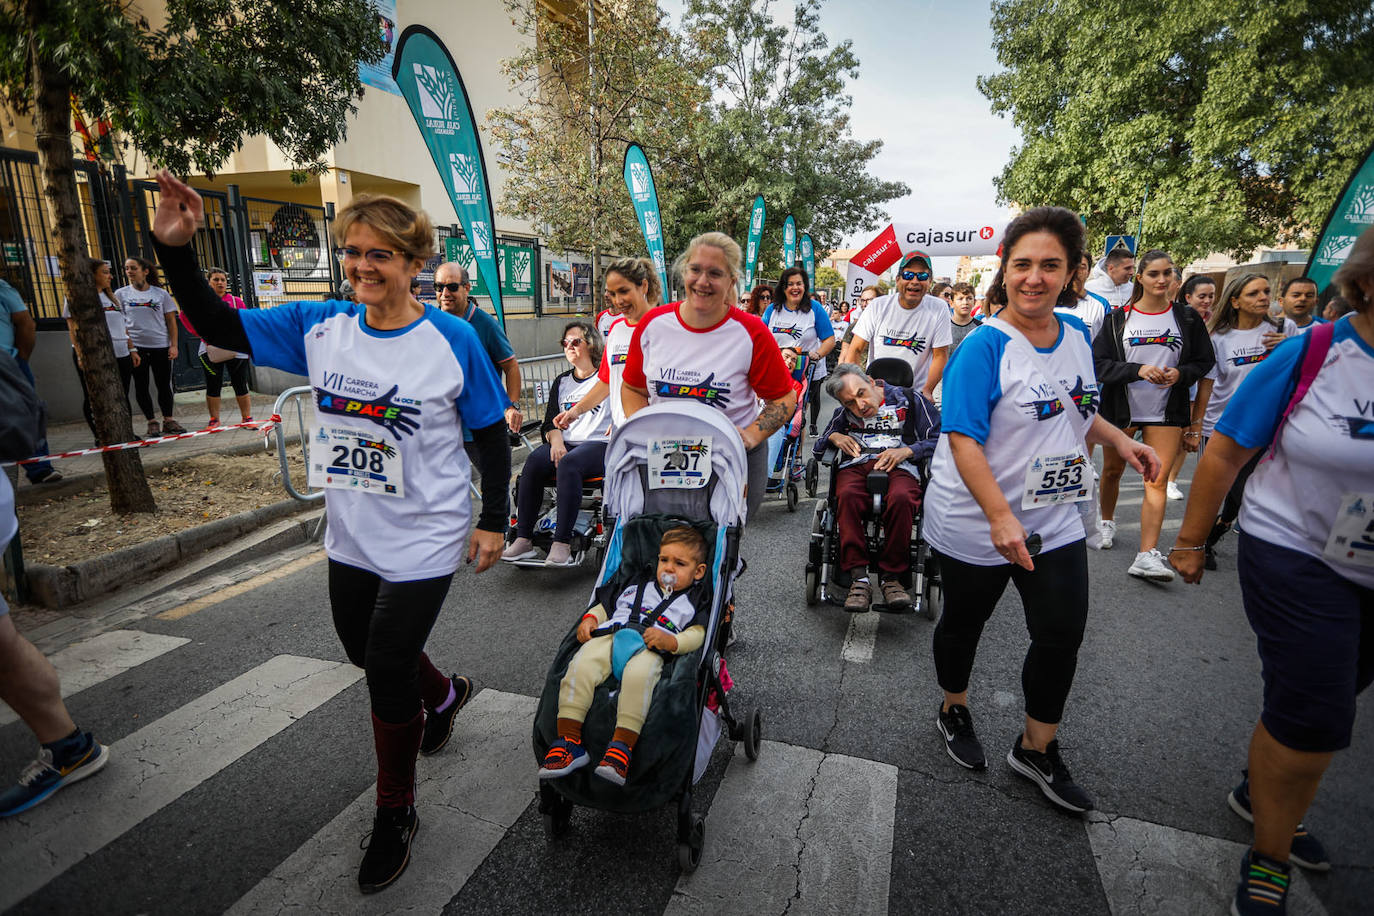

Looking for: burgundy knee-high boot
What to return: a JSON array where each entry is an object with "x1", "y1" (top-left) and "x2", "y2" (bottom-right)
[
  {"x1": 417, "y1": 652, "x2": 451, "y2": 712},
  {"x1": 371, "y1": 711, "x2": 424, "y2": 808}
]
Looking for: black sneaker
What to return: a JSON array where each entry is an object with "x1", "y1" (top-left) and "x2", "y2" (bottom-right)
[
  {"x1": 1006, "y1": 735, "x2": 1094, "y2": 813},
  {"x1": 936, "y1": 703, "x2": 986, "y2": 770},
  {"x1": 358, "y1": 805, "x2": 418, "y2": 893},
  {"x1": 419, "y1": 675, "x2": 473, "y2": 756},
  {"x1": 1227, "y1": 771, "x2": 1330, "y2": 871},
  {"x1": 1233, "y1": 848, "x2": 1291, "y2": 916}
]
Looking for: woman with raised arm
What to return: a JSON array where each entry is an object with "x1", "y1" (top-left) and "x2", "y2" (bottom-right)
[{"x1": 148, "y1": 171, "x2": 510, "y2": 895}]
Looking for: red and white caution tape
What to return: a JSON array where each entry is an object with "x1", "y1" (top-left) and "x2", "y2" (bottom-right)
[{"x1": 4, "y1": 415, "x2": 282, "y2": 467}]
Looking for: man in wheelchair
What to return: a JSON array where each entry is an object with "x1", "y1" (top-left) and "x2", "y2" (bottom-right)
[{"x1": 816, "y1": 362, "x2": 941, "y2": 611}]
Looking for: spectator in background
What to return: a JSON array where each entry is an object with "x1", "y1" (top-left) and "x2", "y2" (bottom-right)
[
  {"x1": 62, "y1": 260, "x2": 138, "y2": 450},
  {"x1": 1086, "y1": 247, "x2": 1135, "y2": 309},
  {"x1": 743, "y1": 284, "x2": 771, "y2": 317},
  {"x1": 929, "y1": 281, "x2": 953, "y2": 305},
  {"x1": 1056, "y1": 251, "x2": 1108, "y2": 342},
  {"x1": 1, "y1": 279, "x2": 60, "y2": 483},
  {"x1": 434, "y1": 262, "x2": 522, "y2": 434},
  {"x1": 1278, "y1": 276, "x2": 1325, "y2": 332},
  {"x1": 948, "y1": 282, "x2": 982, "y2": 355},
  {"x1": 1179, "y1": 274, "x2": 1217, "y2": 324},
  {"x1": 118, "y1": 256, "x2": 184, "y2": 436},
  {"x1": 198, "y1": 268, "x2": 253, "y2": 427}
]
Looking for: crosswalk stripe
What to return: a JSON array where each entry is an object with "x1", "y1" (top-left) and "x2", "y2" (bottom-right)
[
  {"x1": 841, "y1": 612, "x2": 880, "y2": 663},
  {"x1": 0, "y1": 654, "x2": 362, "y2": 910},
  {"x1": 0, "y1": 630, "x2": 190, "y2": 727},
  {"x1": 226, "y1": 688, "x2": 538, "y2": 914},
  {"x1": 666, "y1": 740, "x2": 897, "y2": 916}
]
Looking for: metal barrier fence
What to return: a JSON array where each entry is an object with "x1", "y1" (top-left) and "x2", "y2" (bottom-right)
[{"x1": 514, "y1": 352, "x2": 570, "y2": 422}]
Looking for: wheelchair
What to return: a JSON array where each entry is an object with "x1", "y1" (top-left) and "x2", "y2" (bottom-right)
[
  {"x1": 803, "y1": 358, "x2": 942, "y2": 619},
  {"x1": 504, "y1": 464, "x2": 608, "y2": 569}
]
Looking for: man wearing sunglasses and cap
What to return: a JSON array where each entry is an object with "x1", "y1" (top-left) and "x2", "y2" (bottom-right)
[
  {"x1": 841, "y1": 251, "x2": 953, "y2": 399},
  {"x1": 435, "y1": 261, "x2": 523, "y2": 434}
]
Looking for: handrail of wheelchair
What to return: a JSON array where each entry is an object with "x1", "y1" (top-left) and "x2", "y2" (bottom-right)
[{"x1": 270, "y1": 386, "x2": 325, "y2": 503}]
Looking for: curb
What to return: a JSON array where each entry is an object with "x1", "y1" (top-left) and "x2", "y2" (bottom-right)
[{"x1": 25, "y1": 497, "x2": 318, "y2": 609}]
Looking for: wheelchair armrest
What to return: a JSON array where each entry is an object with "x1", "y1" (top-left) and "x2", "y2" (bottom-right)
[{"x1": 821, "y1": 445, "x2": 841, "y2": 467}]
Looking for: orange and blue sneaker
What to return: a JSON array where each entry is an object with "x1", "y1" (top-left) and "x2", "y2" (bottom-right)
[
  {"x1": 539, "y1": 738, "x2": 589, "y2": 780},
  {"x1": 0, "y1": 731, "x2": 109, "y2": 817},
  {"x1": 1233, "y1": 849, "x2": 1291, "y2": 915},
  {"x1": 594, "y1": 741, "x2": 632, "y2": 786}
]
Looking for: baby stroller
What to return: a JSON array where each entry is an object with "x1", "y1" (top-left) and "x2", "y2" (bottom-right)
[
  {"x1": 765, "y1": 354, "x2": 814, "y2": 512},
  {"x1": 533, "y1": 402, "x2": 762, "y2": 872}
]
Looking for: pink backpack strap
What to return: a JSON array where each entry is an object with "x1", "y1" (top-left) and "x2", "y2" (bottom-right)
[{"x1": 1267, "y1": 321, "x2": 1335, "y2": 459}]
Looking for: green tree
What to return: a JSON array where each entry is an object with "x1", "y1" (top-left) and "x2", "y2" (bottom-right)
[
  {"x1": 981, "y1": 0, "x2": 1374, "y2": 264},
  {"x1": 814, "y1": 265, "x2": 843, "y2": 290},
  {"x1": 677, "y1": 0, "x2": 907, "y2": 264},
  {"x1": 0, "y1": 0, "x2": 380, "y2": 512},
  {"x1": 489, "y1": 0, "x2": 707, "y2": 293}
]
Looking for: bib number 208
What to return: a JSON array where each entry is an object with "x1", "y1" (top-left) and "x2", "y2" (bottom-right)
[{"x1": 332, "y1": 444, "x2": 385, "y2": 474}]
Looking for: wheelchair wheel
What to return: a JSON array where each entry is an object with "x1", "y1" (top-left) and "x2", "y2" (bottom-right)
[
  {"x1": 922, "y1": 553, "x2": 943, "y2": 621},
  {"x1": 804, "y1": 458, "x2": 819, "y2": 497},
  {"x1": 805, "y1": 568, "x2": 819, "y2": 605},
  {"x1": 786, "y1": 482, "x2": 799, "y2": 512}
]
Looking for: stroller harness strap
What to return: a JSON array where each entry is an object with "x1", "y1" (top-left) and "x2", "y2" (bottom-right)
[{"x1": 593, "y1": 580, "x2": 691, "y2": 640}]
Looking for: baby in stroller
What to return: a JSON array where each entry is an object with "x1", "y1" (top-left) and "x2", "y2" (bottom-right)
[{"x1": 540, "y1": 525, "x2": 710, "y2": 786}]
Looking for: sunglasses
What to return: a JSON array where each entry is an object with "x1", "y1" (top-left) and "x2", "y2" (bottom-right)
[
  {"x1": 561, "y1": 337, "x2": 586, "y2": 348},
  {"x1": 900, "y1": 270, "x2": 931, "y2": 282},
  {"x1": 435, "y1": 281, "x2": 470, "y2": 293},
  {"x1": 335, "y1": 246, "x2": 403, "y2": 265}
]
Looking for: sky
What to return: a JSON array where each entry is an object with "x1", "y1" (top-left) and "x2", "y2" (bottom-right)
[{"x1": 660, "y1": 0, "x2": 1021, "y2": 275}]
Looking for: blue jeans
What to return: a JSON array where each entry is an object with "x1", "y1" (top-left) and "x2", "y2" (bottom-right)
[{"x1": 17, "y1": 359, "x2": 54, "y2": 482}]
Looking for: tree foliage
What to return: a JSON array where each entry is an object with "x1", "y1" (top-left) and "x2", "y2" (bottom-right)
[
  {"x1": 814, "y1": 264, "x2": 842, "y2": 289},
  {"x1": 980, "y1": 0, "x2": 1374, "y2": 263},
  {"x1": 489, "y1": 0, "x2": 707, "y2": 269},
  {"x1": 677, "y1": 0, "x2": 906, "y2": 264}
]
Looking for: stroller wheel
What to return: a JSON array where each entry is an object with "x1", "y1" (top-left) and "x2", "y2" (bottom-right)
[
  {"x1": 786, "y1": 482, "x2": 799, "y2": 512},
  {"x1": 677, "y1": 815, "x2": 705, "y2": 872},
  {"x1": 743, "y1": 708, "x2": 762, "y2": 761},
  {"x1": 923, "y1": 576, "x2": 942, "y2": 621}
]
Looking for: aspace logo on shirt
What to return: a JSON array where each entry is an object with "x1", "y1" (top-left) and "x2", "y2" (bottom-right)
[
  {"x1": 315, "y1": 383, "x2": 422, "y2": 438},
  {"x1": 653, "y1": 371, "x2": 732, "y2": 409},
  {"x1": 1068, "y1": 377, "x2": 1098, "y2": 418},
  {"x1": 611, "y1": 351, "x2": 628, "y2": 365},
  {"x1": 1330, "y1": 414, "x2": 1374, "y2": 440},
  {"x1": 1020, "y1": 377, "x2": 1095, "y2": 422},
  {"x1": 880, "y1": 333, "x2": 927, "y2": 353},
  {"x1": 773, "y1": 325, "x2": 804, "y2": 341},
  {"x1": 1126, "y1": 331, "x2": 1183, "y2": 350},
  {"x1": 1229, "y1": 348, "x2": 1269, "y2": 367}
]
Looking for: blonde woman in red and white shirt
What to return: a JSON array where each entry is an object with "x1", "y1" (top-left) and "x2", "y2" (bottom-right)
[{"x1": 622, "y1": 232, "x2": 796, "y2": 522}]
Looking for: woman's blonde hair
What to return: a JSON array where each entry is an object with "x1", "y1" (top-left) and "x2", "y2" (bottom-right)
[
  {"x1": 334, "y1": 194, "x2": 437, "y2": 262},
  {"x1": 604, "y1": 256, "x2": 662, "y2": 305},
  {"x1": 1332, "y1": 225, "x2": 1374, "y2": 314},
  {"x1": 1208, "y1": 272, "x2": 1281, "y2": 334},
  {"x1": 675, "y1": 231, "x2": 742, "y2": 285}
]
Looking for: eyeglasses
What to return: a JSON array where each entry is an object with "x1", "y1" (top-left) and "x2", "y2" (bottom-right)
[
  {"x1": 940, "y1": 291, "x2": 954, "y2": 300},
  {"x1": 335, "y1": 246, "x2": 404, "y2": 265},
  {"x1": 435, "y1": 281, "x2": 470, "y2": 293},
  {"x1": 899, "y1": 270, "x2": 931, "y2": 282},
  {"x1": 561, "y1": 337, "x2": 586, "y2": 348}
]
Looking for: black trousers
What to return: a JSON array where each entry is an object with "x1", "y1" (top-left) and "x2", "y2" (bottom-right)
[
  {"x1": 932, "y1": 541, "x2": 1089, "y2": 724},
  {"x1": 130, "y1": 346, "x2": 175, "y2": 419},
  {"x1": 71, "y1": 349, "x2": 134, "y2": 441}
]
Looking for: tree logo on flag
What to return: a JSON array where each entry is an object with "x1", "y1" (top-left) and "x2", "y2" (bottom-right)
[
  {"x1": 1317, "y1": 234, "x2": 1357, "y2": 266},
  {"x1": 629, "y1": 162, "x2": 651, "y2": 200},
  {"x1": 413, "y1": 64, "x2": 457, "y2": 121},
  {"x1": 470, "y1": 221, "x2": 492, "y2": 257},
  {"x1": 1344, "y1": 184, "x2": 1374, "y2": 225},
  {"x1": 643, "y1": 210, "x2": 660, "y2": 237}
]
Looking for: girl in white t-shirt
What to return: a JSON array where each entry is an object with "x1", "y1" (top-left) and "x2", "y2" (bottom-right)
[
  {"x1": 62, "y1": 259, "x2": 139, "y2": 442},
  {"x1": 926, "y1": 207, "x2": 1158, "y2": 813},
  {"x1": 117, "y1": 257, "x2": 184, "y2": 436},
  {"x1": 1172, "y1": 227, "x2": 1374, "y2": 916}
]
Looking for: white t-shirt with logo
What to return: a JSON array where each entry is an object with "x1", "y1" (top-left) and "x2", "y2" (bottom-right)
[
  {"x1": 850, "y1": 293, "x2": 953, "y2": 389},
  {"x1": 925, "y1": 316, "x2": 1099, "y2": 565},
  {"x1": 596, "y1": 309, "x2": 616, "y2": 341},
  {"x1": 115, "y1": 285, "x2": 178, "y2": 349},
  {"x1": 63, "y1": 292, "x2": 132, "y2": 358},
  {"x1": 554, "y1": 368, "x2": 611, "y2": 444},
  {"x1": 1121, "y1": 306, "x2": 1183, "y2": 423},
  {"x1": 1055, "y1": 293, "x2": 1107, "y2": 342},
  {"x1": 1202, "y1": 319, "x2": 1296, "y2": 436},
  {"x1": 623, "y1": 303, "x2": 794, "y2": 430},
  {"x1": 598, "y1": 316, "x2": 638, "y2": 430},
  {"x1": 1218, "y1": 317, "x2": 1374, "y2": 588},
  {"x1": 240, "y1": 301, "x2": 507, "y2": 581}
]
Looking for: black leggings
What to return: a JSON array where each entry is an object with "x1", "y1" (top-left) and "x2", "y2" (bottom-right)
[
  {"x1": 130, "y1": 346, "x2": 175, "y2": 419},
  {"x1": 71, "y1": 349, "x2": 134, "y2": 440},
  {"x1": 932, "y1": 541, "x2": 1089, "y2": 724},
  {"x1": 328, "y1": 560, "x2": 454, "y2": 723},
  {"x1": 808, "y1": 374, "x2": 823, "y2": 427},
  {"x1": 201, "y1": 354, "x2": 251, "y2": 398},
  {"x1": 515, "y1": 439, "x2": 607, "y2": 542}
]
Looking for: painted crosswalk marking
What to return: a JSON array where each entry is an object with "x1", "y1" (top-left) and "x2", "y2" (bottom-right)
[
  {"x1": 666, "y1": 740, "x2": 897, "y2": 916},
  {"x1": 0, "y1": 630, "x2": 190, "y2": 728},
  {"x1": 227, "y1": 689, "x2": 538, "y2": 915},
  {"x1": 0, "y1": 655, "x2": 362, "y2": 911},
  {"x1": 840, "y1": 611, "x2": 880, "y2": 663}
]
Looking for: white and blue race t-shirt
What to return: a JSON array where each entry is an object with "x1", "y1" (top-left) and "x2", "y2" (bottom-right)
[
  {"x1": 1202, "y1": 319, "x2": 1296, "y2": 436},
  {"x1": 63, "y1": 292, "x2": 133, "y2": 358},
  {"x1": 1055, "y1": 292, "x2": 1108, "y2": 342},
  {"x1": 850, "y1": 292, "x2": 953, "y2": 389},
  {"x1": 623, "y1": 303, "x2": 794, "y2": 430},
  {"x1": 1217, "y1": 316, "x2": 1374, "y2": 588},
  {"x1": 925, "y1": 315, "x2": 1099, "y2": 566},
  {"x1": 598, "y1": 315, "x2": 638, "y2": 430},
  {"x1": 1121, "y1": 305, "x2": 1183, "y2": 423},
  {"x1": 763, "y1": 301, "x2": 835, "y2": 380},
  {"x1": 1289, "y1": 316, "x2": 1329, "y2": 335},
  {"x1": 596, "y1": 309, "x2": 617, "y2": 341},
  {"x1": 116, "y1": 284, "x2": 178, "y2": 349},
  {"x1": 554, "y1": 368, "x2": 611, "y2": 444},
  {"x1": 240, "y1": 301, "x2": 507, "y2": 581}
]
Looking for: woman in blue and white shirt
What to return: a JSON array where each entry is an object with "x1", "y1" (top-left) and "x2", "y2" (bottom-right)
[
  {"x1": 925, "y1": 206, "x2": 1159, "y2": 814},
  {"x1": 1172, "y1": 226, "x2": 1374, "y2": 916}
]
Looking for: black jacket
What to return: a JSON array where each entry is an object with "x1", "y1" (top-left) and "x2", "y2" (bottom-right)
[{"x1": 1092, "y1": 302, "x2": 1215, "y2": 427}]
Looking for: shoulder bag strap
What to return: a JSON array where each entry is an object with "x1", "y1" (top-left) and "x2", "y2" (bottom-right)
[{"x1": 1266, "y1": 320, "x2": 1335, "y2": 460}]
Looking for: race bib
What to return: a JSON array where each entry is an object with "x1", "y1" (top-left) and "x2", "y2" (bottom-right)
[
  {"x1": 855, "y1": 405, "x2": 902, "y2": 451},
  {"x1": 308, "y1": 423, "x2": 405, "y2": 498},
  {"x1": 648, "y1": 436, "x2": 712, "y2": 489},
  {"x1": 1324, "y1": 492, "x2": 1374, "y2": 568},
  {"x1": 1022, "y1": 450, "x2": 1091, "y2": 510}
]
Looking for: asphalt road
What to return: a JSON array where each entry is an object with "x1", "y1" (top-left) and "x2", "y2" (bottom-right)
[{"x1": 2, "y1": 397, "x2": 1370, "y2": 915}]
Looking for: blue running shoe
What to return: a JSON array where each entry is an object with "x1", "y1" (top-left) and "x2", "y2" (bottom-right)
[
  {"x1": 538, "y1": 738, "x2": 589, "y2": 780},
  {"x1": 0, "y1": 736, "x2": 109, "y2": 817},
  {"x1": 1227, "y1": 771, "x2": 1330, "y2": 872}
]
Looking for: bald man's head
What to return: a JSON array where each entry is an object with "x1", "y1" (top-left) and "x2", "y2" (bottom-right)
[{"x1": 435, "y1": 261, "x2": 471, "y2": 316}]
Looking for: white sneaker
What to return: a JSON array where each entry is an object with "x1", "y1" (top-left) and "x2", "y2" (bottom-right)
[
  {"x1": 1166, "y1": 481, "x2": 1183, "y2": 501},
  {"x1": 1097, "y1": 519, "x2": 1116, "y2": 550},
  {"x1": 501, "y1": 537, "x2": 538, "y2": 563},
  {"x1": 544, "y1": 541, "x2": 577, "y2": 567},
  {"x1": 1128, "y1": 549, "x2": 1176, "y2": 582}
]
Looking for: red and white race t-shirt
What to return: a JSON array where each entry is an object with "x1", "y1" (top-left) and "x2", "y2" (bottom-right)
[
  {"x1": 596, "y1": 309, "x2": 617, "y2": 341},
  {"x1": 623, "y1": 303, "x2": 793, "y2": 429},
  {"x1": 598, "y1": 315, "x2": 637, "y2": 430}
]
